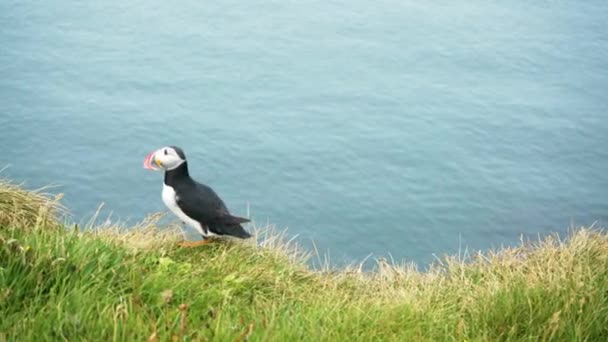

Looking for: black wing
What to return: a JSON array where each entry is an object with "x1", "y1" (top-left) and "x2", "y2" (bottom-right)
[{"x1": 175, "y1": 181, "x2": 250, "y2": 227}]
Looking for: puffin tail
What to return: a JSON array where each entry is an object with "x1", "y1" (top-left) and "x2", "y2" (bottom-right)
[
  {"x1": 209, "y1": 224, "x2": 252, "y2": 239},
  {"x1": 229, "y1": 224, "x2": 252, "y2": 239},
  {"x1": 209, "y1": 214, "x2": 252, "y2": 239}
]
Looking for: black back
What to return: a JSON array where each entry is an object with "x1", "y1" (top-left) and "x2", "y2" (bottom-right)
[{"x1": 164, "y1": 162, "x2": 251, "y2": 238}]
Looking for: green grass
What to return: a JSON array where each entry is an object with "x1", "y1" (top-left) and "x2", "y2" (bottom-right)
[{"x1": 1, "y1": 178, "x2": 608, "y2": 341}]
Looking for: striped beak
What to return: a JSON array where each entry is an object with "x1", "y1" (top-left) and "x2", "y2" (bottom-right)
[{"x1": 143, "y1": 151, "x2": 162, "y2": 170}]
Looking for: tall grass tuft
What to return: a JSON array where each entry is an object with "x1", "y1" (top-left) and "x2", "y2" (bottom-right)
[{"x1": 0, "y1": 178, "x2": 64, "y2": 230}]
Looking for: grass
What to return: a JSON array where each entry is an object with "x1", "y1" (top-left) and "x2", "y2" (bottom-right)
[{"x1": 1, "y1": 178, "x2": 607, "y2": 341}]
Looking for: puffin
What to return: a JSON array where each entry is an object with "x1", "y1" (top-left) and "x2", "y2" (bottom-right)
[{"x1": 143, "y1": 146, "x2": 251, "y2": 246}]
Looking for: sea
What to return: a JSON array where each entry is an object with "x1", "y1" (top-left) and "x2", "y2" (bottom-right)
[{"x1": 2, "y1": 1, "x2": 607, "y2": 267}]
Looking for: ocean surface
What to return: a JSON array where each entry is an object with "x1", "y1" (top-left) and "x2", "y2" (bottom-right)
[{"x1": 2, "y1": 1, "x2": 607, "y2": 266}]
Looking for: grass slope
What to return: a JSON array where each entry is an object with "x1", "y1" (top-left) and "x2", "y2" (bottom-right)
[{"x1": 1, "y1": 178, "x2": 608, "y2": 341}]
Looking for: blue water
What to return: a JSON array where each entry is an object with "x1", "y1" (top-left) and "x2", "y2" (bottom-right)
[{"x1": 2, "y1": 1, "x2": 607, "y2": 266}]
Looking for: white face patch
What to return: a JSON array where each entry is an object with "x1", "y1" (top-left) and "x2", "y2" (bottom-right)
[{"x1": 154, "y1": 147, "x2": 186, "y2": 171}]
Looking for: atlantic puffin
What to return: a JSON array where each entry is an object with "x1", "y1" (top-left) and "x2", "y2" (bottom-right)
[{"x1": 143, "y1": 146, "x2": 251, "y2": 246}]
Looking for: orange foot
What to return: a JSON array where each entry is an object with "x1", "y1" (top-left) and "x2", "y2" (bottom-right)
[{"x1": 178, "y1": 239, "x2": 213, "y2": 247}]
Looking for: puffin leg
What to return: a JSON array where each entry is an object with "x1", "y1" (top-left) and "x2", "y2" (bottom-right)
[{"x1": 178, "y1": 239, "x2": 212, "y2": 247}]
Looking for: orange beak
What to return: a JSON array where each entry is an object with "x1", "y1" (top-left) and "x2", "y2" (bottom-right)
[{"x1": 143, "y1": 151, "x2": 161, "y2": 170}]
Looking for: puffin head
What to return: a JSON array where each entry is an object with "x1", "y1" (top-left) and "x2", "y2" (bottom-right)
[{"x1": 143, "y1": 146, "x2": 187, "y2": 171}]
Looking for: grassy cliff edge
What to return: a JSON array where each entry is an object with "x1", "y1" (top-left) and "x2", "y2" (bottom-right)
[{"x1": 1, "y1": 178, "x2": 607, "y2": 341}]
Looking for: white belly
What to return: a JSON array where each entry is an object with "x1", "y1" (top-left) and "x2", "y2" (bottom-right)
[{"x1": 162, "y1": 184, "x2": 215, "y2": 237}]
